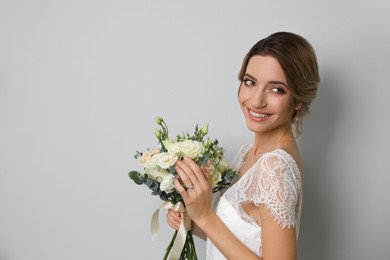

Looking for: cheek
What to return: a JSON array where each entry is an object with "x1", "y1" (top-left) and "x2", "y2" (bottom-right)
[
  {"x1": 238, "y1": 85, "x2": 250, "y2": 104},
  {"x1": 267, "y1": 95, "x2": 292, "y2": 110},
  {"x1": 279, "y1": 100, "x2": 296, "y2": 117},
  {"x1": 238, "y1": 86, "x2": 243, "y2": 103}
]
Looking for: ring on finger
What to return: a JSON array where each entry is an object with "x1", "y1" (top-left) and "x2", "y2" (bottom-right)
[{"x1": 185, "y1": 184, "x2": 194, "y2": 190}]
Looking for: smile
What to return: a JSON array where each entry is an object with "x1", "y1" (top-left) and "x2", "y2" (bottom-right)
[{"x1": 249, "y1": 109, "x2": 271, "y2": 118}]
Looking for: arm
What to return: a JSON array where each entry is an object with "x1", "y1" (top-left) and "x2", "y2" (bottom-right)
[
  {"x1": 175, "y1": 156, "x2": 299, "y2": 260},
  {"x1": 241, "y1": 152, "x2": 300, "y2": 260},
  {"x1": 191, "y1": 220, "x2": 207, "y2": 240},
  {"x1": 166, "y1": 203, "x2": 262, "y2": 259},
  {"x1": 175, "y1": 157, "x2": 262, "y2": 259},
  {"x1": 196, "y1": 203, "x2": 297, "y2": 260},
  {"x1": 256, "y1": 204, "x2": 297, "y2": 259}
]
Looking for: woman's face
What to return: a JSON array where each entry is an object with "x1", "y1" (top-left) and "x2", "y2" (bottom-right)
[{"x1": 239, "y1": 55, "x2": 297, "y2": 135}]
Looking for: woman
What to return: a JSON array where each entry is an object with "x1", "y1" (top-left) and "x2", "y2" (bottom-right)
[{"x1": 167, "y1": 32, "x2": 320, "y2": 259}]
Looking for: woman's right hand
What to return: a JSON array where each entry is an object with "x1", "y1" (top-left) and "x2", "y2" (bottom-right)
[
  {"x1": 166, "y1": 209, "x2": 182, "y2": 230},
  {"x1": 167, "y1": 209, "x2": 207, "y2": 240}
]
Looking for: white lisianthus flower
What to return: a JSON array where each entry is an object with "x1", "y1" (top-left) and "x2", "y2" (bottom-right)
[
  {"x1": 145, "y1": 153, "x2": 178, "y2": 169},
  {"x1": 167, "y1": 140, "x2": 205, "y2": 159},
  {"x1": 144, "y1": 167, "x2": 170, "y2": 182},
  {"x1": 160, "y1": 174, "x2": 176, "y2": 193},
  {"x1": 157, "y1": 153, "x2": 178, "y2": 169}
]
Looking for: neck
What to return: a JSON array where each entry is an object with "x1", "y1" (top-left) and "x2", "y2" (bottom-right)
[{"x1": 252, "y1": 125, "x2": 295, "y2": 156}]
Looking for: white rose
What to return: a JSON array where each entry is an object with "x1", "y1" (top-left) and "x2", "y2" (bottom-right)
[
  {"x1": 144, "y1": 167, "x2": 170, "y2": 182},
  {"x1": 144, "y1": 152, "x2": 177, "y2": 169},
  {"x1": 160, "y1": 174, "x2": 176, "y2": 193},
  {"x1": 167, "y1": 140, "x2": 204, "y2": 159}
]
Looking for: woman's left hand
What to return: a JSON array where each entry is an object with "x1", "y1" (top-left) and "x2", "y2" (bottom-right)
[{"x1": 174, "y1": 156, "x2": 213, "y2": 224}]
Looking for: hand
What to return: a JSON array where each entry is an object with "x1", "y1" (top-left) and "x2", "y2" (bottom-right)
[
  {"x1": 166, "y1": 209, "x2": 182, "y2": 230},
  {"x1": 174, "y1": 156, "x2": 213, "y2": 224}
]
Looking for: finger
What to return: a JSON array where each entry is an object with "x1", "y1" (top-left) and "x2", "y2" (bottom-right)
[
  {"x1": 181, "y1": 157, "x2": 204, "y2": 184},
  {"x1": 167, "y1": 218, "x2": 179, "y2": 230},
  {"x1": 200, "y1": 166, "x2": 211, "y2": 182},
  {"x1": 175, "y1": 160, "x2": 199, "y2": 188},
  {"x1": 174, "y1": 178, "x2": 189, "y2": 200},
  {"x1": 166, "y1": 210, "x2": 179, "y2": 220},
  {"x1": 183, "y1": 156, "x2": 209, "y2": 186},
  {"x1": 166, "y1": 210, "x2": 181, "y2": 229},
  {"x1": 168, "y1": 209, "x2": 182, "y2": 220}
]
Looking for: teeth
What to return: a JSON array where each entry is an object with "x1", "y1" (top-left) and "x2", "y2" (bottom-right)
[{"x1": 249, "y1": 110, "x2": 270, "y2": 118}]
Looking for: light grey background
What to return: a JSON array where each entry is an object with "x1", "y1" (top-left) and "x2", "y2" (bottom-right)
[{"x1": 1, "y1": 0, "x2": 389, "y2": 259}]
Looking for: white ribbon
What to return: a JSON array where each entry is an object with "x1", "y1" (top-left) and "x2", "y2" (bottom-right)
[{"x1": 151, "y1": 201, "x2": 191, "y2": 260}]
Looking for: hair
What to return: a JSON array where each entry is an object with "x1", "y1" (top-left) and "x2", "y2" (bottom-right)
[{"x1": 238, "y1": 32, "x2": 320, "y2": 136}]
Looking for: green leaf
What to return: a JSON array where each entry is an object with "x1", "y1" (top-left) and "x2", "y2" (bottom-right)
[
  {"x1": 197, "y1": 155, "x2": 210, "y2": 165},
  {"x1": 134, "y1": 150, "x2": 142, "y2": 159},
  {"x1": 145, "y1": 178, "x2": 159, "y2": 191},
  {"x1": 168, "y1": 166, "x2": 177, "y2": 175},
  {"x1": 128, "y1": 171, "x2": 147, "y2": 185}
]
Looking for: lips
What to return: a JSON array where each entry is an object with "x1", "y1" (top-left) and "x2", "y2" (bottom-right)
[{"x1": 248, "y1": 108, "x2": 271, "y2": 120}]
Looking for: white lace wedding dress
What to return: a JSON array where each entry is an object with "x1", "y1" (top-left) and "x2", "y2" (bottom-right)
[{"x1": 206, "y1": 143, "x2": 303, "y2": 259}]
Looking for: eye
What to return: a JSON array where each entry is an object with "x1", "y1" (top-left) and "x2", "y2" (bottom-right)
[
  {"x1": 271, "y1": 87, "x2": 286, "y2": 94},
  {"x1": 243, "y1": 78, "x2": 255, "y2": 87}
]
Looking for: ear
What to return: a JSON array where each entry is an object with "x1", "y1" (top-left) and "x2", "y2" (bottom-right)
[{"x1": 295, "y1": 102, "x2": 303, "y2": 110}]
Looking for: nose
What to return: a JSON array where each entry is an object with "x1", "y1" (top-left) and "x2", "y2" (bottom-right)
[{"x1": 252, "y1": 87, "x2": 267, "y2": 108}]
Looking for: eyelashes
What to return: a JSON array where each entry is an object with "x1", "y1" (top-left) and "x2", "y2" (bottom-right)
[
  {"x1": 242, "y1": 79, "x2": 255, "y2": 86},
  {"x1": 242, "y1": 78, "x2": 287, "y2": 95},
  {"x1": 271, "y1": 87, "x2": 286, "y2": 94}
]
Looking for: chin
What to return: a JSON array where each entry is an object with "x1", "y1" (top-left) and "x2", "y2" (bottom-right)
[{"x1": 244, "y1": 118, "x2": 267, "y2": 133}]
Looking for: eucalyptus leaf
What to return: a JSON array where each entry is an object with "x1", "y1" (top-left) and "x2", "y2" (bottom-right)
[{"x1": 128, "y1": 171, "x2": 147, "y2": 185}]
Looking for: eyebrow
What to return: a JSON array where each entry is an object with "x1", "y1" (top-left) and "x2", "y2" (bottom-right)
[{"x1": 243, "y1": 73, "x2": 288, "y2": 88}]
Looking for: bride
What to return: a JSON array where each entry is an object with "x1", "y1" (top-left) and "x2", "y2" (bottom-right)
[{"x1": 167, "y1": 32, "x2": 320, "y2": 260}]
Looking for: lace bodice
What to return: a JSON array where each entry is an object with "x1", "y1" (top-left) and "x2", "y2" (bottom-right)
[{"x1": 206, "y1": 143, "x2": 303, "y2": 259}]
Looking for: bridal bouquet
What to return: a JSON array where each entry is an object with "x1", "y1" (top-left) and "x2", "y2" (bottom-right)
[{"x1": 129, "y1": 117, "x2": 237, "y2": 260}]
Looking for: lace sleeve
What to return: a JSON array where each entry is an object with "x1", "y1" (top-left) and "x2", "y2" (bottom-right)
[
  {"x1": 238, "y1": 151, "x2": 301, "y2": 228},
  {"x1": 231, "y1": 143, "x2": 253, "y2": 170}
]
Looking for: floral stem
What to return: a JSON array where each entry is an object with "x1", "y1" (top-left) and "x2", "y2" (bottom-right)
[
  {"x1": 163, "y1": 230, "x2": 178, "y2": 260},
  {"x1": 185, "y1": 234, "x2": 190, "y2": 259},
  {"x1": 162, "y1": 120, "x2": 169, "y2": 139},
  {"x1": 189, "y1": 231, "x2": 198, "y2": 259}
]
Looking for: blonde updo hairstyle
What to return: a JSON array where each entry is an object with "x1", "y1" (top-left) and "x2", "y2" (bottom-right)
[{"x1": 238, "y1": 32, "x2": 320, "y2": 136}]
